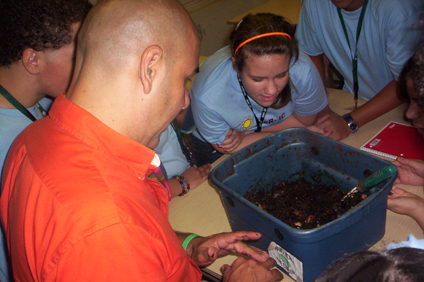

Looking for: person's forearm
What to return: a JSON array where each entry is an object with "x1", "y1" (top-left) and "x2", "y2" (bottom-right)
[
  {"x1": 175, "y1": 231, "x2": 191, "y2": 244},
  {"x1": 261, "y1": 114, "x2": 306, "y2": 132},
  {"x1": 214, "y1": 116, "x2": 307, "y2": 154},
  {"x1": 350, "y1": 80, "x2": 407, "y2": 127},
  {"x1": 212, "y1": 131, "x2": 272, "y2": 154},
  {"x1": 317, "y1": 104, "x2": 336, "y2": 117},
  {"x1": 292, "y1": 112, "x2": 318, "y2": 126},
  {"x1": 309, "y1": 54, "x2": 327, "y2": 90},
  {"x1": 175, "y1": 231, "x2": 203, "y2": 259},
  {"x1": 167, "y1": 179, "x2": 184, "y2": 198}
]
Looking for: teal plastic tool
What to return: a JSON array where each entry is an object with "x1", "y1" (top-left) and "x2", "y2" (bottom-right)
[{"x1": 341, "y1": 164, "x2": 398, "y2": 201}]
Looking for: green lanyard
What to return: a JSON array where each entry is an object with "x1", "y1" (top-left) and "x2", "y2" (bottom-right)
[
  {"x1": 0, "y1": 84, "x2": 47, "y2": 122},
  {"x1": 337, "y1": 0, "x2": 369, "y2": 109}
]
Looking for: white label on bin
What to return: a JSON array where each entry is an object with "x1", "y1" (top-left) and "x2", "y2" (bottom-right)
[{"x1": 268, "y1": 241, "x2": 303, "y2": 282}]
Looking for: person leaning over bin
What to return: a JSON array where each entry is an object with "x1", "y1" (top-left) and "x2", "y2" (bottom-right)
[
  {"x1": 296, "y1": 0, "x2": 424, "y2": 139},
  {"x1": 387, "y1": 44, "x2": 424, "y2": 232},
  {"x1": 189, "y1": 13, "x2": 333, "y2": 167},
  {"x1": 0, "y1": 0, "x2": 283, "y2": 281}
]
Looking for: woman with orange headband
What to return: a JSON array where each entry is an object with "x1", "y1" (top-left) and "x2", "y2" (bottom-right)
[{"x1": 189, "y1": 13, "x2": 333, "y2": 166}]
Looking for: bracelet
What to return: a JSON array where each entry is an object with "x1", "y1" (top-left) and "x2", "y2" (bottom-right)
[
  {"x1": 182, "y1": 234, "x2": 199, "y2": 251},
  {"x1": 172, "y1": 175, "x2": 187, "y2": 197},
  {"x1": 179, "y1": 175, "x2": 191, "y2": 191}
]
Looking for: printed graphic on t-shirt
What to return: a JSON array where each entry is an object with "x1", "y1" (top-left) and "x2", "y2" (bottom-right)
[
  {"x1": 239, "y1": 116, "x2": 255, "y2": 130},
  {"x1": 236, "y1": 112, "x2": 287, "y2": 131},
  {"x1": 263, "y1": 113, "x2": 286, "y2": 125}
]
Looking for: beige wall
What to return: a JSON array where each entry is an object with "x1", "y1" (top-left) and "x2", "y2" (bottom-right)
[
  {"x1": 189, "y1": 0, "x2": 268, "y2": 56},
  {"x1": 89, "y1": 0, "x2": 268, "y2": 56}
]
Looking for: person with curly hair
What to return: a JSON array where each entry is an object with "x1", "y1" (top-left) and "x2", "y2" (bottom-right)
[
  {"x1": 0, "y1": 0, "x2": 92, "y2": 175},
  {"x1": 399, "y1": 44, "x2": 424, "y2": 134},
  {"x1": 388, "y1": 44, "x2": 424, "y2": 232},
  {"x1": 0, "y1": 0, "x2": 92, "y2": 280}
]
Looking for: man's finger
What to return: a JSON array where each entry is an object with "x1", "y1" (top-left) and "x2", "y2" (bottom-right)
[
  {"x1": 233, "y1": 243, "x2": 269, "y2": 262},
  {"x1": 221, "y1": 264, "x2": 231, "y2": 276},
  {"x1": 262, "y1": 257, "x2": 277, "y2": 269},
  {"x1": 221, "y1": 231, "x2": 262, "y2": 244},
  {"x1": 270, "y1": 268, "x2": 284, "y2": 281}
]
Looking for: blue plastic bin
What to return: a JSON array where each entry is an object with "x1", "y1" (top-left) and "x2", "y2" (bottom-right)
[{"x1": 210, "y1": 128, "x2": 396, "y2": 282}]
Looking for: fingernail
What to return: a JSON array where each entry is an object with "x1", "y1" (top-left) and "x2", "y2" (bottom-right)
[
  {"x1": 224, "y1": 150, "x2": 228, "y2": 152},
  {"x1": 218, "y1": 145, "x2": 222, "y2": 148},
  {"x1": 323, "y1": 130, "x2": 328, "y2": 133}
]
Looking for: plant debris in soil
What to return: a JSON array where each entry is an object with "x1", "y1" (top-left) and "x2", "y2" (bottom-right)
[{"x1": 244, "y1": 177, "x2": 367, "y2": 229}]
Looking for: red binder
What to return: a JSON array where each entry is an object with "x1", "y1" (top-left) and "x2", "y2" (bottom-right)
[{"x1": 360, "y1": 121, "x2": 424, "y2": 160}]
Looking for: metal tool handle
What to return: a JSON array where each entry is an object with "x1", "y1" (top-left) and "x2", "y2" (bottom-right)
[{"x1": 358, "y1": 164, "x2": 397, "y2": 192}]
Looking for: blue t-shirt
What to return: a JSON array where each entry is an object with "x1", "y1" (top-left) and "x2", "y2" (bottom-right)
[
  {"x1": 0, "y1": 97, "x2": 53, "y2": 178},
  {"x1": 0, "y1": 96, "x2": 52, "y2": 282},
  {"x1": 155, "y1": 124, "x2": 190, "y2": 178},
  {"x1": 190, "y1": 46, "x2": 328, "y2": 145},
  {"x1": 296, "y1": 0, "x2": 424, "y2": 101}
]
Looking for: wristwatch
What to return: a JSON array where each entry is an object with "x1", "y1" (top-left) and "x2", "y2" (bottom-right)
[{"x1": 342, "y1": 113, "x2": 359, "y2": 133}]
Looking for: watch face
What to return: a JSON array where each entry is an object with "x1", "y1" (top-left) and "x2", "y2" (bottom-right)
[{"x1": 343, "y1": 114, "x2": 358, "y2": 133}]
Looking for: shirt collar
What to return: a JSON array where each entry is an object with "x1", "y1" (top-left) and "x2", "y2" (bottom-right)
[{"x1": 49, "y1": 94, "x2": 160, "y2": 177}]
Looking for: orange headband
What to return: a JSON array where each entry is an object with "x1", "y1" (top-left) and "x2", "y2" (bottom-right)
[{"x1": 234, "y1": 32, "x2": 292, "y2": 55}]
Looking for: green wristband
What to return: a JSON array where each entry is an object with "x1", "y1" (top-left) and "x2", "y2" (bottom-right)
[{"x1": 182, "y1": 234, "x2": 199, "y2": 251}]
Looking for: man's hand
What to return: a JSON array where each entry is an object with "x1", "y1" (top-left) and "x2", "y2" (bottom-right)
[
  {"x1": 186, "y1": 232, "x2": 269, "y2": 268},
  {"x1": 221, "y1": 257, "x2": 284, "y2": 282},
  {"x1": 393, "y1": 158, "x2": 424, "y2": 186}
]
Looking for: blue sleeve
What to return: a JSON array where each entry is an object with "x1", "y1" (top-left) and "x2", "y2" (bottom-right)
[
  {"x1": 382, "y1": 1, "x2": 424, "y2": 79},
  {"x1": 191, "y1": 92, "x2": 230, "y2": 145},
  {"x1": 291, "y1": 55, "x2": 328, "y2": 116}
]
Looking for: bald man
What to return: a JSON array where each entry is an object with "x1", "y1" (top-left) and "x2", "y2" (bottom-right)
[{"x1": 0, "y1": 0, "x2": 283, "y2": 281}]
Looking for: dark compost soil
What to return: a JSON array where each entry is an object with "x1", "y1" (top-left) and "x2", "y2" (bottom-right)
[{"x1": 244, "y1": 177, "x2": 366, "y2": 229}]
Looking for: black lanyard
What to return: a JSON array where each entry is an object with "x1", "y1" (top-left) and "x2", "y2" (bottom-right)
[
  {"x1": 171, "y1": 119, "x2": 196, "y2": 167},
  {"x1": 0, "y1": 84, "x2": 47, "y2": 122},
  {"x1": 237, "y1": 74, "x2": 268, "y2": 132},
  {"x1": 337, "y1": 0, "x2": 369, "y2": 109}
]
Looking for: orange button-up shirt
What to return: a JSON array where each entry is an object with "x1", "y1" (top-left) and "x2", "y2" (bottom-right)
[{"x1": 1, "y1": 95, "x2": 201, "y2": 281}]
